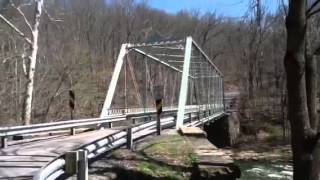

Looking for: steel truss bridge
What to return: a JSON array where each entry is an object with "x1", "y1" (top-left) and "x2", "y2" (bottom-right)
[{"x1": 0, "y1": 37, "x2": 226, "y2": 180}]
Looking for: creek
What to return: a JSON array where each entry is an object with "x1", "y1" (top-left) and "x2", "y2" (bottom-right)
[{"x1": 236, "y1": 160, "x2": 292, "y2": 180}]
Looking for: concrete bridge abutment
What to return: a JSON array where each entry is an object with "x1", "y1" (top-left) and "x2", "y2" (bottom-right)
[{"x1": 204, "y1": 112, "x2": 240, "y2": 148}]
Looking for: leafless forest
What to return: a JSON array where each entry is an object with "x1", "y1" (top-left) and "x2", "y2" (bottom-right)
[{"x1": 0, "y1": 0, "x2": 318, "y2": 131}]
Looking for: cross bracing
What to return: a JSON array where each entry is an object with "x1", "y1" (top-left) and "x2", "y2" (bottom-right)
[{"x1": 100, "y1": 36, "x2": 224, "y2": 129}]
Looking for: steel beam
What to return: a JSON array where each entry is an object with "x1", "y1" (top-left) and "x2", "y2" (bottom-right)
[
  {"x1": 193, "y1": 75, "x2": 219, "y2": 79},
  {"x1": 191, "y1": 39, "x2": 223, "y2": 77},
  {"x1": 132, "y1": 48, "x2": 195, "y2": 79},
  {"x1": 154, "y1": 54, "x2": 197, "y2": 58},
  {"x1": 176, "y1": 36, "x2": 193, "y2": 129},
  {"x1": 128, "y1": 39, "x2": 185, "y2": 48},
  {"x1": 100, "y1": 44, "x2": 128, "y2": 118}
]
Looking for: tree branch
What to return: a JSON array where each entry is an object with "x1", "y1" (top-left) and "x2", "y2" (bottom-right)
[
  {"x1": 307, "y1": 6, "x2": 320, "y2": 18},
  {"x1": 10, "y1": 0, "x2": 33, "y2": 34},
  {"x1": 280, "y1": 0, "x2": 288, "y2": 17},
  {"x1": 43, "y1": 7, "x2": 63, "y2": 22},
  {"x1": 307, "y1": 0, "x2": 320, "y2": 16},
  {"x1": 2, "y1": 55, "x2": 21, "y2": 63},
  {"x1": 0, "y1": 14, "x2": 32, "y2": 45}
]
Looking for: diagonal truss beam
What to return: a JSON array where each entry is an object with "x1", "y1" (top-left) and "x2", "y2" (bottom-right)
[
  {"x1": 176, "y1": 36, "x2": 193, "y2": 129},
  {"x1": 100, "y1": 44, "x2": 128, "y2": 117},
  {"x1": 191, "y1": 39, "x2": 223, "y2": 77}
]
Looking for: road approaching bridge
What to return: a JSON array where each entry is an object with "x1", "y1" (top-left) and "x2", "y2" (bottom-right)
[
  {"x1": 0, "y1": 37, "x2": 227, "y2": 179},
  {"x1": 0, "y1": 129, "x2": 117, "y2": 179}
]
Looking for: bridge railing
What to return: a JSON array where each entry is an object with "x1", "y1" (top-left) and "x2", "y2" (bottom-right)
[
  {"x1": 33, "y1": 108, "x2": 209, "y2": 180},
  {"x1": 106, "y1": 104, "x2": 223, "y2": 115},
  {"x1": 0, "y1": 107, "x2": 198, "y2": 148}
]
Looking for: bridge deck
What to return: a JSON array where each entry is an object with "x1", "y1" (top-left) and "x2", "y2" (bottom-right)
[{"x1": 0, "y1": 129, "x2": 117, "y2": 179}]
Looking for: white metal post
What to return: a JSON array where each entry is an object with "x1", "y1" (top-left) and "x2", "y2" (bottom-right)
[
  {"x1": 219, "y1": 77, "x2": 223, "y2": 111},
  {"x1": 220, "y1": 77, "x2": 223, "y2": 111},
  {"x1": 176, "y1": 37, "x2": 192, "y2": 129},
  {"x1": 100, "y1": 44, "x2": 128, "y2": 118}
]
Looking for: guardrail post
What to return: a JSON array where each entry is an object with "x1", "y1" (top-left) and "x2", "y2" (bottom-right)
[
  {"x1": 70, "y1": 128, "x2": 76, "y2": 135},
  {"x1": 126, "y1": 127, "x2": 133, "y2": 149},
  {"x1": 78, "y1": 150, "x2": 88, "y2": 180},
  {"x1": 107, "y1": 122, "x2": 113, "y2": 128},
  {"x1": 189, "y1": 113, "x2": 192, "y2": 123},
  {"x1": 65, "y1": 151, "x2": 79, "y2": 175},
  {"x1": 1, "y1": 137, "x2": 7, "y2": 148},
  {"x1": 157, "y1": 114, "x2": 161, "y2": 135},
  {"x1": 132, "y1": 118, "x2": 136, "y2": 124}
]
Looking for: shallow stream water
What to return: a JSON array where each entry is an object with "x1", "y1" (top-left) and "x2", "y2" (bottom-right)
[{"x1": 236, "y1": 160, "x2": 293, "y2": 180}]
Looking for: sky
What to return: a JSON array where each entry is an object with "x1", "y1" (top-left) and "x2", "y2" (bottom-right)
[{"x1": 144, "y1": 0, "x2": 280, "y2": 17}]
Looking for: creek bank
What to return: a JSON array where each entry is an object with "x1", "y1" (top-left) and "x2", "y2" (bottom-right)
[{"x1": 89, "y1": 130, "x2": 240, "y2": 180}]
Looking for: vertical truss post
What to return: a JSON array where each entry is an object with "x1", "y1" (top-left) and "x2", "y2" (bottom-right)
[
  {"x1": 176, "y1": 37, "x2": 192, "y2": 129},
  {"x1": 207, "y1": 64, "x2": 210, "y2": 111},
  {"x1": 217, "y1": 77, "x2": 221, "y2": 112},
  {"x1": 220, "y1": 77, "x2": 224, "y2": 111},
  {"x1": 100, "y1": 44, "x2": 128, "y2": 118},
  {"x1": 208, "y1": 67, "x2": 211, "y2": 111},
  {"x1": 222, "y1": 77, "x2": 225, "y2": 111},
  {"x1": 219, "y1": 77, "x2": 222, "y2": 112},
  {"x1": 214, "y1": 75, "x2": 218, "y2": 113},
  {"x1": 144, "y1": 57, "x2": 147, "y2": 113}
]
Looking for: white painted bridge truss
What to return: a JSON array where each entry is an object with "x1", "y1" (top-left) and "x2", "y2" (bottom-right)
[{"x1": 100, "y1": 36, "x2": 224, "y2": 129}]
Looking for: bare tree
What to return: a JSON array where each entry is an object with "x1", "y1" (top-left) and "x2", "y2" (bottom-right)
[
  {"x1": 0, "y1": 0, "x2": 44, "y2": 125},
  {"x1": 284, "y1": 0, "x2": 320, "y2": 179}
]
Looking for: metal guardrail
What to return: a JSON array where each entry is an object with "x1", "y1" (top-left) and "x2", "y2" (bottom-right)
[
  {"x1": 106, "y1": 104, "x2": 224, "y2": 115},
  {"x1": 0, "y1": 115, "x2": 124, "y2": 148},
  {"x1": 0, "y1": 107, "x2": 196, "y2": 148},
  {"x1": 33, "y1": 109, "x2": 206, "y2": 180},
  {"x1": 0, "y1": 105, "x2": 224, "y2": 180},
  {"x1": 33, "y1": 108, "x2": 224, "y2": 180}
]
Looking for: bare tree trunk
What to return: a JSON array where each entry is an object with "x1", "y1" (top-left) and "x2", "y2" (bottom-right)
[
  {"x1": 306, "y1": 53, "x2": 318, "y2": 129},
  {"x1": 284, "y1": 1, "x2": 320, "y2": 179},
  {"x1": 21, "y1": 0, "x2": 43, "y2": 125},
  {"x1": 308, "y1": 54, "x2": 320, "y2": 180}
]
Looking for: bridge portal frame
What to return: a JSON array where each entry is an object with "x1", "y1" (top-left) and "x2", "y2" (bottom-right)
[{"x1": 100, "y1": 36, "x2": 224, "y2": 130}]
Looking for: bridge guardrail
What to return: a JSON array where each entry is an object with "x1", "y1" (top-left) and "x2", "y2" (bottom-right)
[
  {"x1": 33, "y1": 109, "x2": 204, "y2": 180},
  {"x1": 0, "y1": 106, "x2": 200, "y2": 148},
  {"x1": 0, "y1": 106, "x2": 223, "y2": 179},
  {"x1": 106, "y1": 105, "x2": 203, "y2": 115}
]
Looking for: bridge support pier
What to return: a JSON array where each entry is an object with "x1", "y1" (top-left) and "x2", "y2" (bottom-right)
[{"x1": 204, "y1": 114, "x2": 239, "y2": 147}]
